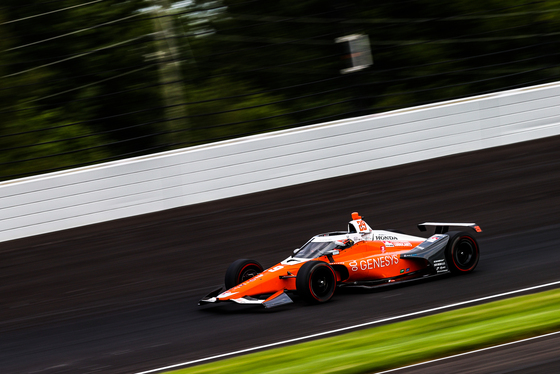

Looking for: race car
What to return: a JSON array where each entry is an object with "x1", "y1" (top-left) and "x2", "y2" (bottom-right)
[{"x1": 199, "y1": 212, "x2": 481, "y2": 308}]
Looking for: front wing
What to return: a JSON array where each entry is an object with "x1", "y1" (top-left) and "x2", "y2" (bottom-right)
[{"x1": 198, "y1": 287, "x2": 294, "y2": 308}]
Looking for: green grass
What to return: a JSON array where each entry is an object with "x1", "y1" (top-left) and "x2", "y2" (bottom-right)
[{"x1": 168, "y1": 288, "x2": 560, "y2": 374}]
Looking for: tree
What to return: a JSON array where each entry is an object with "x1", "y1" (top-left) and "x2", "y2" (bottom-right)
[{"x1": 0, "y1": 0, "x2": 161, "y2": 179}]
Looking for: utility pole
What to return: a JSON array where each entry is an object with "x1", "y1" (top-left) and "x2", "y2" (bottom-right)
[{"x1": 152, "y1": 0, "x2": 187, "y2": 149}]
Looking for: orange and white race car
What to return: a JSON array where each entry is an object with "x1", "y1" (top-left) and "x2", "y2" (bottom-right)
[{"x1": 199, "y1": 212, "x2": 481, "y2": 308}]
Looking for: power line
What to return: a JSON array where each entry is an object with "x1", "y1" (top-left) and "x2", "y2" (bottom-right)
[
  {"x1": 20, "y1": 65, "x2": 155, "y2": 105},
  {"x1": 366, "y1": 53, "x2": 560, "y2": 91},
  {"x1": 227, "y1": 6, "x2": 559, "y2": 25},
  {"x1": 2, "y1": 30, "x2": 556, "y2": 133},
  {"x1": 363, "y1": 64, "x2": 558, "y2": 102},
  {"x1": 0, "y1": 0, "x2": 103, "y2": 26},
  {"x1": 0, "y1": 60, "x2": 152, "y2": 91},
  {"x1": 4, "y1": 12, "x2": 142, "y2": 52},
  {"x1": 2, "y1": 33, "x2": 154, "y2": 78},
  {"x1": 0, "y1": 51, "x2": 342, "y2": 114},
  {"x1": 0, "y1": 36, "x2": 153, "y2": 69},
  {"x1": 373, "y1": 40, "x2": 553, "y2": 75},
  {"x1": 0, "y1": 72, "x2": 350, "y2": 140},
  {"x1": 372, "y1": 21, "x2": 545, "y2": 51},
  {"x1": 0, "y1": 17, "x2": 541, "y2": 81},
  {"x1": 0, "y1": 0, "x2": 76, "y2": 11}
]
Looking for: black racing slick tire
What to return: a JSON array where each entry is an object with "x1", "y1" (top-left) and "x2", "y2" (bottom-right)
[
  {"x1": 224, "y1": 259, "x2": 264, "y2": 289},
  {"x1": 296, "y1": 261, "x2": 337, "y2": 303},
  {"x1": 445, "y1": 231, "x2": 480, "y2": 274}
]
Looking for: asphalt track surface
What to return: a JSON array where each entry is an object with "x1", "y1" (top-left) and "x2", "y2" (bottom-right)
[{"x1": 1, "y1": 135, "x2": 560, "y2": 374}]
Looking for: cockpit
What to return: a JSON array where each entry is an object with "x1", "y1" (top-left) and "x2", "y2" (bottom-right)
[
  {"x1": 291, "y1": 213, "x2": 369, "y2": 259},
  {"x1": 293, "y1": 236, "x2": 354, "y2": 259}
]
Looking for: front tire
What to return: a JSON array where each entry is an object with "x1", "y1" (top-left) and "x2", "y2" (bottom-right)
[
  {"x1": 445, "y1": 231, "x2": 480, "y2": 274},
  {"x1": 296, "y1": 261, "x2": 336, "y2": 303},
  {"x1": 224, "y1": 259, "x2": 263, "y2": 289}
]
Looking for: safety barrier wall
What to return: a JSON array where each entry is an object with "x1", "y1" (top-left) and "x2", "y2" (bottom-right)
[{"x1": 2, "y1": 81, "x2": 560, "y2": 242}]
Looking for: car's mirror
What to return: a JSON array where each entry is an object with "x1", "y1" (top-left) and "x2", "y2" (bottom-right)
[
  {"x1": 325, "y1": 250, "x2": 340, "y2": 256},
  {"x1": 293, "y1": 248, "x2": 300, "y2": 254}
]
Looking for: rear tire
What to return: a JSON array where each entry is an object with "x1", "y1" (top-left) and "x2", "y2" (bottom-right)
[
  {"x1": 296, "y1": 261, "x2": 336, "y2": 303},
  {"x1": 445, "y1": 231, "x2": 480, "y2": 274},
  {"x1": 225, "y1": 259, "x2": 263, "y2": 289}
]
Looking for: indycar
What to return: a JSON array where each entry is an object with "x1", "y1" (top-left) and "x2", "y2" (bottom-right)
[{"x1": 199, "y1": 212, "x2": 481, "y2": 308}]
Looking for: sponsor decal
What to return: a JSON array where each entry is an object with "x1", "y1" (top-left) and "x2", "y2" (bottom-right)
[
  {"x1": 231, "y1": 275, "x2": 261, "y2": 290},
  {"x1": 393, "y1": 241, "x2": 412, "y2": 247},
  {"x1": 427, "y1": 235, "x2": 443, "y2": 242},
  {"x1": 376, "y1": 235, "x2": 398, "y2": 241},
  {"x1": 383, "y1": 241, "x2": 394, "y2": 247},
  {"x1": 218, "y1": 291, "x2": 237, "y2": 298},
  {"x1": 381, "y1": 246, "x2": 386, "y2": 253},
  {"x1": 400, "y1": 269, "x2": 404, "y2": 273},
  {"x1": 406, "y1": 268, "x2": 410, "y2": 272},
  {"x1": 349, "y1": 260, "x2": 358, "y2": 272},
  {"x1": 357, "y1": 255, "x2": 399, "y2": 271},
  {"x1": 268, "y1": 265, "x2": 284, "y2": 272},
  {"x1": 357, "y1": 220, "x2": 368, "y2": 231},
  {"x1": 433, "y1": 259, "x2": 448, "y2": 273}
]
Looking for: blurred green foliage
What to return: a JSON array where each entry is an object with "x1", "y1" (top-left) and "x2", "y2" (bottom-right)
[
  {"x1": 1, "y1": 0, "x2": 161, "y2": 178},
  {"x1": 1, "y1": 0, "x2": 560, "y2": 180}
]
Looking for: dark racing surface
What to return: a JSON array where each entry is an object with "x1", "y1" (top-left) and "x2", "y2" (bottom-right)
[{"x1": 1, "y1": 135, "x2": 560, "y2": 373}]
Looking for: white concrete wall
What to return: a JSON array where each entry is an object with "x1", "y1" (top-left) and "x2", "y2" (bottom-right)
[{"x1": 2, "y1": 81, "x2": 560, "y2": 242}]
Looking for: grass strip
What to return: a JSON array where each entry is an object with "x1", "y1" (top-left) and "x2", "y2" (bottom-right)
[{"x1": 169, "y1": 288, "x2": 560, "y2": 374}]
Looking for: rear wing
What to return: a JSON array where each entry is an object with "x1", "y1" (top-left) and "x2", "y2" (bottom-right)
[{"x1": 417, "y1": 222, "x2": 482, "y2": 234}]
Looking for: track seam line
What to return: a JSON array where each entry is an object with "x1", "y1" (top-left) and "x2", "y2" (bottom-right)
[
  {"x1": 373, "y1": 330, "x2": 560, "y2": 373},
  {"x1": 135, "y1": 280, "x2": 560, "y2": 374}
]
